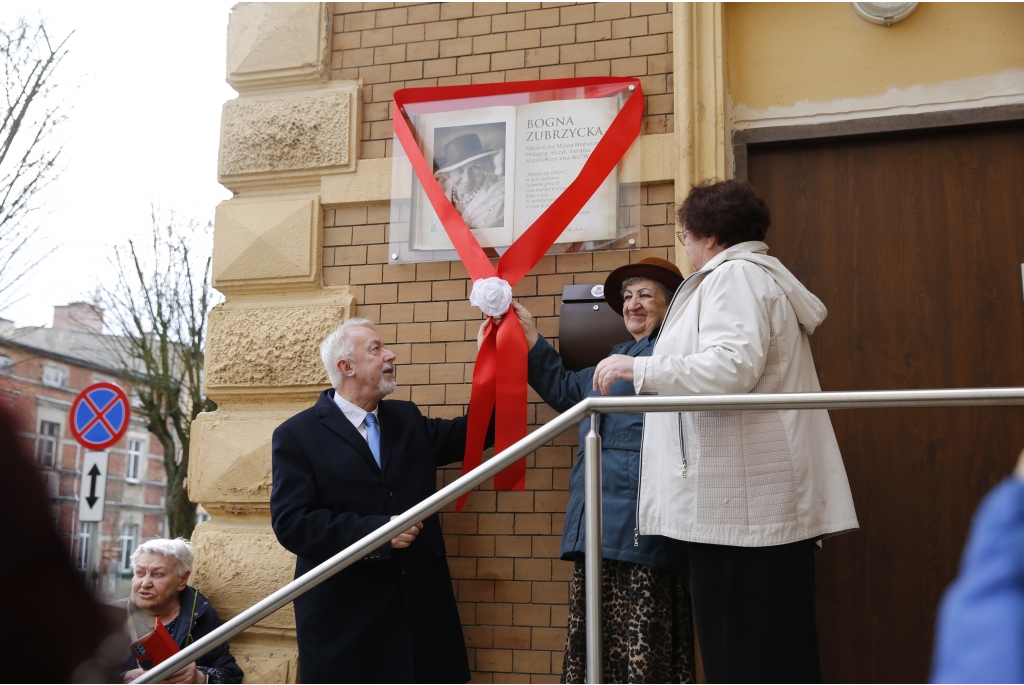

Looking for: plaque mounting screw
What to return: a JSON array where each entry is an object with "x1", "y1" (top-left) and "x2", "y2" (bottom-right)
[
  {"x1": 628, "y1": 238, "x2": 636, "y2": 245},
  {"x1": 391, "y1": 253, "x2": 398, "y2": 260},
  {"x1": 628, "y1": 84, "x2": 635, "y2": 91},
  {"x1": 593, "y1": 304, "x2": 599, "y2": 311}
]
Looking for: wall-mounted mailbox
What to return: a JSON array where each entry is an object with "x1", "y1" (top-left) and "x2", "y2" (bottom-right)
[{"x1": 558, "y1": 284, "x2": 633, "y2": 372}]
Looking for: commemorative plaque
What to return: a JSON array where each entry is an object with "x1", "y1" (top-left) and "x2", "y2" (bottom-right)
[
  {"x1": 388, "y1": 78, "x2": 645, "y2": 505},
  {"x1": 389, "y1": 79, "x2": 643, "y2": 264}
]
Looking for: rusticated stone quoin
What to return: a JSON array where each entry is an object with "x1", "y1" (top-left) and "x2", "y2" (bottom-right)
[
  {"x1": 212, "y1": 196, "x2": 320, "y2": 292},
  {"x1": 204, "y1": 301, "x2": 353, "y2": 393},
  {"x1": 189, "y1": 409, "x2": 309, "y2": 505},
  {"x1": 226, "y1": 2, "x2": 331, "y2": 93},
  {"x1": 219, "y1": 85, "x2": 357, "y2": 189},
  {"x1": 191, "y1": 522, "x2": 297, "y2": 630}
]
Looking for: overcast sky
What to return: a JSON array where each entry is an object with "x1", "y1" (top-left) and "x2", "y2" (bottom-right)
[{"x1": 2, "y1": 2, "x2": 236, "y2": 328}]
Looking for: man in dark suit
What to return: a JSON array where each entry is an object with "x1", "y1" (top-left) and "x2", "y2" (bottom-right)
[{"x1": 270, "y1": 317, "x2": 473, "y2": 683}]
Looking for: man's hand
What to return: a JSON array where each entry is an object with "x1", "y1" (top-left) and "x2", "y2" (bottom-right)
[
  {"x1": 477, "y1": 301, "x2": 539, "y2": 351},
  {"x1": 158, "y1": 661, "x2": 205, "y2": 684},
  {"x1": 476, "y1": 318, "x2": 492, "y2": 351},
  {"x1": 593, "y1": 354, "x2": 635, "y2": 395},
  {"x1": 390, "y1": 516, "x2": 424, "y2": 548},
  {"x1": 510, "y1": 301, "x2": 539, "y2": 350}
]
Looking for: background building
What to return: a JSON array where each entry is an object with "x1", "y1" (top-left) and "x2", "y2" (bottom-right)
[
  {"x1": 194, "y1": 3, "x2": 1024, "y2": 682},
  {"x1": 0, "y1": 302, "x2": 167, "y2": 599}
]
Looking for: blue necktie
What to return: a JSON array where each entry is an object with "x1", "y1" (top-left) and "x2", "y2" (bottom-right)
[{"x1": 364, "y1": 412, "x2": 381, "y2": 468}]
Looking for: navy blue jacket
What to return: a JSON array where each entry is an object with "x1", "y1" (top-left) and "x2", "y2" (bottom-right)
[
  {"x1": 527, "y1": 330, "x2": 688, "y2": 574},
  {"x1": 271, "y1": 390, "x2": 474, "y2": 684},
  {"x1": 118, "y1": 586, "x2": 243, "y2": 683}
]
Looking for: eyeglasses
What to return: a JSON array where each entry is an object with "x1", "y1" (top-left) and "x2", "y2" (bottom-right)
[{"x1": 675, "y1": 228, "x2": 694, "y2": 244}]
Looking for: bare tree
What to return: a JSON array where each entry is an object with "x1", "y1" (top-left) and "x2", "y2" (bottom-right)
[
  {"x1": 103, "y1": 212, "x2": 216, "y2": 539},
  {"x1": 0, "y1": 18, "x2": 71, "y2": 311}
]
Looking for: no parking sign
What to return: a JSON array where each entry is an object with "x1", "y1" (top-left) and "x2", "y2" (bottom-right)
[
  {"x1": 69, "y1": 382, "x2": 131, "y2": 450},
  {"x1": 70, "y1": 382, "x2": 131, "y2": 522}
]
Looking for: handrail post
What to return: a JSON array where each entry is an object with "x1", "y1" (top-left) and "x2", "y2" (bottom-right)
[{"x1": 584, "y1": 411, "x2": 603, "y2": 684}]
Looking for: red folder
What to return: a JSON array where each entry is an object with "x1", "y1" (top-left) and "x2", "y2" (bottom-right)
[{"x1": 129, "y1": 617, "x2": 180, "y2": 670}]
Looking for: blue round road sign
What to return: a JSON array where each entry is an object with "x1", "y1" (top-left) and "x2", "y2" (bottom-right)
[{"x1": 69, "y1": 382, "x2": 131, "y2": 450}]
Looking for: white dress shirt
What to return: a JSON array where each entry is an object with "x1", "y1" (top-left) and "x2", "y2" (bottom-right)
[{"x1": 333, "y1": 391, "x2": 379, "y2": 442}]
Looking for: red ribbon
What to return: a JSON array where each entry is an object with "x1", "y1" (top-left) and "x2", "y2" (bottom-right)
[{"x1": 392, "y1": 77, "x2": 644, "y2": 510}]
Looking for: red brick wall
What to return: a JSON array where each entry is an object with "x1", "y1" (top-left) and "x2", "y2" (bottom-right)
[
  {"x1": 328, "y1": 4, "x2": 674, "y2": 681},
  {"x1": 332, "y1": 1, "x2": 674, "y2": 160}
]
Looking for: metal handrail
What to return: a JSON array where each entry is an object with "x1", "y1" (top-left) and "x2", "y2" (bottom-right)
[{"x1": 134, "y1": 387, "x2": 1024, "y2": 683}]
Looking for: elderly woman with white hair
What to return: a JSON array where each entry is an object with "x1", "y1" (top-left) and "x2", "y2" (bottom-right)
[{"x1": 118, "y1": 538, "x2": 243, "y2": 684}]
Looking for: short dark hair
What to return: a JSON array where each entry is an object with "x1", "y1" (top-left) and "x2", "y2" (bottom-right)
[{"x1": 678, "y1": 179, "x2": 771, "y2": 247}]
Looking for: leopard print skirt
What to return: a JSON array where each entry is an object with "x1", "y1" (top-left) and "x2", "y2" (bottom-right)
[{"x1": 561, "y1": 557, "x2": 695, "y2": 684}]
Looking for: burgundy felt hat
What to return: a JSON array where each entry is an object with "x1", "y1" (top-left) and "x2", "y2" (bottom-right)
[{"x1": 603, "y1": 257, "x2": 684, "y2": 311}]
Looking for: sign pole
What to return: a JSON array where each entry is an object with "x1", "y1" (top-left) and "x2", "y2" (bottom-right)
[
  {"x1": 89, "y1": 520, "x2": 100, "y2": 592},
  {"x1": 69, "y1": 382, "x2": 130, "y2": 592}
]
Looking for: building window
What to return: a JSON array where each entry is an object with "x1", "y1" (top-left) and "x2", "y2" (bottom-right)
[
  {"x1": 77, "y1": 522, "x2": 90, "y2": 571},
  {"x1": 0, "y1": 355, "x2": 12, "y2": 374},
  {"x1": 119, "y1": 524, "x2": 138, "y2": 574},
  {"x1": 36, "y1": 421, "x2": 59, "y2": 468},
  {"x1": 42, "y1": 364, "x2": 68, "y2": 388},
  {"x1": 196, "y1": 510, "x2": 211, "y2": 526},
  {"x1": 126, "y1": 439, "x2": 143, "y2": 482}
]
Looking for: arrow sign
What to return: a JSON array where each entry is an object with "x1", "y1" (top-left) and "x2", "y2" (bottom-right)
[
  {"x1": 69, "y1": 382, "x2": 131, "y2": 450},
  {"x1": 86, "y1": 464, "x2": 101, "y2": 508},
  {"x1": 78, "y1": 451, "x2": 108, "y2": 522}
]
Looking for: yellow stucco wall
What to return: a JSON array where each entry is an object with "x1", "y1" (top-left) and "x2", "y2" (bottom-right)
[{"x1": 727, "y1": 2, "x2": 1024, "y2": 112}]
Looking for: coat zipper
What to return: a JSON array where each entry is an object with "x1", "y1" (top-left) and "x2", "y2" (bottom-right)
[
  {"x1": 634, "y1": 275, "x2": 698, "y2": 549},
  {"x1": 634, "y1": 412, "x2": 645, "y2": 547},
  {"x1": 677, "y1": 412, "x2": 687, "y2": 478},
  {"x1": 633, "y1": 271, "x2": 705, "y2": 548}
]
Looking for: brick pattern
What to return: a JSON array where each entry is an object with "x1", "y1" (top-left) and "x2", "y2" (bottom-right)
[
  {"x1": 322, "y1": 182, "x2": 675, "y2": 682},
  {"x1": 327, "y1": 4, "x2": 675, "y2": 680},
  {"x1": 331, "y1": 2, "x2": 674, "y2": 159}
]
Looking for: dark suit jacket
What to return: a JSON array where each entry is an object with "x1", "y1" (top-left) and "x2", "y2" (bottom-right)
[{"x1": 270, "y1": 390, "x2": 473, "y2": 684}]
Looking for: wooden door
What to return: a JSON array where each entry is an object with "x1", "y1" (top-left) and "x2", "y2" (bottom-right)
[{"x1": 747, "y1": 121, "x2": 1024, "y2": 683}]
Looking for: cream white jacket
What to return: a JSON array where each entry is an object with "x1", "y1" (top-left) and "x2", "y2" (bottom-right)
[{"x1": 633, "y1": 241, "x2": 858, "y2": 547}]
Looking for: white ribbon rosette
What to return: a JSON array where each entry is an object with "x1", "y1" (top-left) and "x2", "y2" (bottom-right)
[{"x1": 469, "y1": 277, "x2": 513, "y2": 318}]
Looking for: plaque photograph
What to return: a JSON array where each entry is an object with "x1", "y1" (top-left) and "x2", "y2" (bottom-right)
[{"x1": 408, "y1": 96, "x2": 621, "y2": 252}]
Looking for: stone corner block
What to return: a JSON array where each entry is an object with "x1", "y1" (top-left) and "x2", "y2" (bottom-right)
[
  {"x1": 213, "y1": 196, "x2": 321, "y2": 293},
  {"x1": 219, "y1": 82, "x2": 359, "y2": 192},
  {"x1": 204, "y1": 295, "x2": 355, "y2": 399},
  {"x1": 189, "y1": 404, "x2": 311, "y2": 505},
  {"x1": 232, "y1": 644, "x2": 298, "y2": 684},
  {"x1": 191, "y1": 520, "x2": 296, "y2": 631},
  {"x1": 227, "y1": 2, "x2": 330, "y2": 94}
]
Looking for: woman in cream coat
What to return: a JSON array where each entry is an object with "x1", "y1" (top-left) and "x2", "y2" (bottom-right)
[{"x1": 594, "y1": 179, "x2": 858, "y2": 683}]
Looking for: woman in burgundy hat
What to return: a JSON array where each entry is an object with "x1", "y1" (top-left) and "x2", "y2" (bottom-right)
[{"x1": 501, "y1": 257, "x2": 695, "y2": 683}]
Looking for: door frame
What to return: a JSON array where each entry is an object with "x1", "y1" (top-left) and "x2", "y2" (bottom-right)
[{"x1": 732, "y1": 103, "x2": 1024, "y2": 180}]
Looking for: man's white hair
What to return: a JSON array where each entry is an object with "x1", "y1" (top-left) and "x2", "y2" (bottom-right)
[
  {"x1": 130, "y1": 537, "x2": 194, "y2": 575},
  {"x1": 320, "y1": 317, "x2": 377, "y2": 388}
]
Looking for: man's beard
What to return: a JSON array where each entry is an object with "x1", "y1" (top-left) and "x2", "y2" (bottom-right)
[{"x1": 378, "y1": 363, "x2": 397, "y2": 395}]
